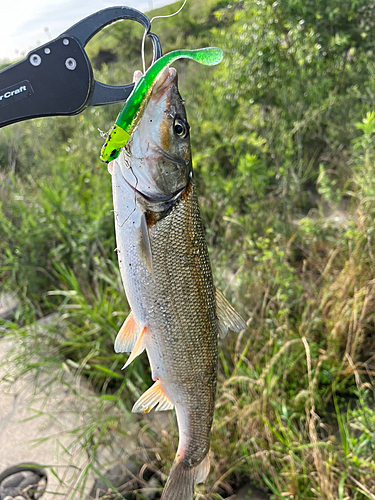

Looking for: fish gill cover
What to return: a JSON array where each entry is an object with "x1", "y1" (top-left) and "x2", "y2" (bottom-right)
[{"x1": 100, "y1": 47, "x2": 223, "y2": 163}]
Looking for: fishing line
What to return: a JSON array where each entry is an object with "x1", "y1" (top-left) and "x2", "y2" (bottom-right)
[
  {"x1": 112, "y1": 150, "x2": 140, "y2": 227},
  {"x1": 114, "y1": 165, "x2": 139, "y2": 228},
  {"x1": 129, "y1": 165, "x2": 138, "y2": 223},
  {"x1": 141, "y1": 0, "x2": 188, "y2": 74}
]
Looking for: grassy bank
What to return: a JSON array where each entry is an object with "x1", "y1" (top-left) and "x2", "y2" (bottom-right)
[{"x1": 1, "y1": 0, "x2": 375, "y2": 498}]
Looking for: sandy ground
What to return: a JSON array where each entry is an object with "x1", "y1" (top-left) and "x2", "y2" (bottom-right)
[{"x1": 0, "y1": 337, "x2": 99, "y2": 499}]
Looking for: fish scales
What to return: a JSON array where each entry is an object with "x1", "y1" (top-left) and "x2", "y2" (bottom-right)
[
  {"x1": 109, "y1": 66, "x2": 247, "y2": 500},
  {"x1": 147, "y1": 181, "x2": 217, "y2": 465}
]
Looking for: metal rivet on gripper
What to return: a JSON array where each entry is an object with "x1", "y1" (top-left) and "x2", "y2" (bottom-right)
[
  {"x1": 65, "y1": 58, "x2": 77, "y2": 70},
  {"x1": 29, "y1": 54, "x2": 41, "y2": 66}
]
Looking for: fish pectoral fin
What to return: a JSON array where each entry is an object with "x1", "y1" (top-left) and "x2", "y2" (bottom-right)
[
  {"x1": 216, "y1": 288, "x2": 247, "y2": 339},
  {"x1": 139, "y1": 211, "x2": 153, "y2": 276},
  {"x1": 114, "y1": 311, "x2": 140, "y2": 353},
  {"x1": 194, "y1": 453, "x2": 210, "y2": 484},
  {"x1": 132, "y1": 380, "x2": 174, "y2": 413},
  {"x1": 122, "y1": 326, "x2": 146, "y2": 369}
]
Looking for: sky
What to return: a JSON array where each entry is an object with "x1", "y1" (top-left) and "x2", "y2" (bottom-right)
[{"x1": 0, "y1": 0, "x2": 174, "y2": 61}]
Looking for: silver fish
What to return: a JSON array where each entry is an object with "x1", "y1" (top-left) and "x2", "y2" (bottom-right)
[{"x1": 108, "y1": 66, "x2": 246, "y2": 500}]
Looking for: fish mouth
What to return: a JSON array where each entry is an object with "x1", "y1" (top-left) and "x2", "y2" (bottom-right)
[
  {"x1": 120, "y1": 138, "x2": 188, "y2": 169},
  {"x1": 152, "y1": 67, "x2": 177, "y2": 96},
  {"x1": 151, "y1": 141, "x2": 187, "y2": 167},
  {"x1": 123, "y1": 173, "x2": 187, "y2": 206},
  {"x1": 117, "y1": 156, "x2": 187, "y2": 206}
]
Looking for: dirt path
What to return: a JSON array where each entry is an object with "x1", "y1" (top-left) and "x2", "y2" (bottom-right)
[{"x1": 0, "y1": 336, "x2": 98, "y2": 499}]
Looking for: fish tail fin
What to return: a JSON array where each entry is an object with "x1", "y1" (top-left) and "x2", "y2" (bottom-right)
[
  {"x1": 161, "y1": 453, "x2": 210, "y2": 500},
  {"x1": 161, "y1": 459, "x2": 194, "y2": 500}
]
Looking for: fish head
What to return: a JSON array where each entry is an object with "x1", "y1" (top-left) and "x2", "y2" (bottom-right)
[{"x1": 112, "y1": 67, "x2": 192, "y2": 206}]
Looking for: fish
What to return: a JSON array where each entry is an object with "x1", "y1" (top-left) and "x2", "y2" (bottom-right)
[{"x1": 108, "y1": 66, "x2": 246, "y2": 500}]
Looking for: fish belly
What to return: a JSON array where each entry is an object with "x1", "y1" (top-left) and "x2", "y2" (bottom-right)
[{"x1": 111, "y1": 163, "x2": 153, "y2": 324}]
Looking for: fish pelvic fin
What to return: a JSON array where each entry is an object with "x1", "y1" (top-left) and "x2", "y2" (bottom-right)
[
  {"x1": 194, "y1": 453, "x2": 211, "y2": 484},
  {"x1": 216, "y1": 288, "x2": 247, "y2": 339},
  {"x1": 114, "y1": 312, "x2": 139, "y2": 353},
  {"x1": 132, "y1": 379, "x2": 174, "y2": 413},
  {"x1": 161, "y1": 459, "x2": 194, "y2": 500},
  {"x1": 122, "y1": 326, "x2": 146, "y2": 369}
]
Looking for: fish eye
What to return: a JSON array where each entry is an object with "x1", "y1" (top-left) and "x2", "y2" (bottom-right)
[{"x1": 174, "y1": 118, "x2": 189, "y2": 138}]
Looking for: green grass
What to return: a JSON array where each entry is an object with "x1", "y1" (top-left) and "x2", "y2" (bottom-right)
[{"x1": 1, "y1": 0, "x2": 375, "y2": 498}]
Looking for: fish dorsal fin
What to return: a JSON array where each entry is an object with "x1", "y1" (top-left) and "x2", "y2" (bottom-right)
[
  {"x1": 122, "y1": 326, "x2": 146, "y2": 369},
  {"x1": 215, "y1": 288, "x2": 247, "y2": 339},
  {"x1": 114, "y1": 312, "x2": 139, "y2": 353},
  {"x1": 139, "y1": 211, "x2": 153, "y2": 276},
  {"x1": 194, "y1": 453, "x2": 210, "y2": 484},
  {"x1": 132, "y1": 380, "x2": 174, "y2": 413}
]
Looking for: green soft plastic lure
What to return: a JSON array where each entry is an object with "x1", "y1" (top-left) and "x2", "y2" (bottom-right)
[{"x1": 100, "y1": 47, "x2": 223, "y2": 163}]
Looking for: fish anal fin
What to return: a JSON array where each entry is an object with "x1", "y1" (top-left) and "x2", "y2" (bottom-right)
[
  {"x1": 132, "y1": 380, "x2": 174, "y2": 413},
  {"x1": 194, "y1": 453, "x2": 210, "y2": 484},
  {"x1": 216, "y1": 288, "x2": 247, "y2": 339},
  {"x1": 114, "y1": 312, "x2": 139, "y2": 353},
  {"x1": 122, "y1": 326, "x2": 146, "y2": 369},
  {"x1": 139, "y1": 211, "x2": 153, "y2": 276}
]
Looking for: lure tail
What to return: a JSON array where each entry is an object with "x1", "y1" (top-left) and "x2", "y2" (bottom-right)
[{"x1": 161, "y1": 454, "x2": 210, "y2": 500}]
